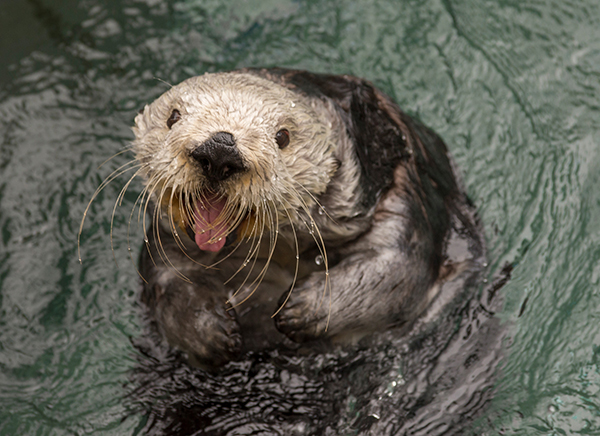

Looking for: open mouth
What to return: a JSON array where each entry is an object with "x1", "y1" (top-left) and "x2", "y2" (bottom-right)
[
  {"x1": 159, "y1": 188, "x2": 258, "y2": 253},
  {"x1": 192, "y1": 194, "x2": 229, "y2": 252}
]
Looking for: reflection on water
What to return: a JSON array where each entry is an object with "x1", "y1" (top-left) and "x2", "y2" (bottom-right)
[{"x1": 1, "y1": 0, "x2": 600, "y2": 434}]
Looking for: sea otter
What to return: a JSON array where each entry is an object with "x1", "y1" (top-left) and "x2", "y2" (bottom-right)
[{"x1": 131, "y1": 68, "x2": 484, "y2": 367}]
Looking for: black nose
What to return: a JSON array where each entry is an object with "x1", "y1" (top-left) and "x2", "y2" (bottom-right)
[{"x1": 190, "y1": 132, "x2": 246, "y2": 184}]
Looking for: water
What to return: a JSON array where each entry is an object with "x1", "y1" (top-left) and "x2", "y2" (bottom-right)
[{"x1": 1, "y1": 0, "x2": 599, "y2": 434}]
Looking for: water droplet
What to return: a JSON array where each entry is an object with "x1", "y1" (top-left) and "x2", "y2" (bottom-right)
[
  {"x1": 295, "y1": 255, "x2": 300, "y2": 260},
  {"x1": 144, "y1": 237, "x2": 149, "y2": 243},
  {"x1": 370, "y1": 414, "x2": 380, "y2": 420},
  {"x1": 483, "y1": 262, "x2": 488, "y2": 267},
  {"x1": 128, "y1": 247, "x2": 132, "y2": 251},
  {"x1": 243, "y1": 261, "x2": 249, "y2": 267},
  {"x1": 290, "y1": 101, "x2": 296, "y2": 108},
  {"x1": 315, "y1": 255, "x2": 323, "y2": 265},
  {"x1": 325, "y1": 271, "x2": 329, "y2": 276},
  {"x1": 401, "y1": 135, "x2": 407, "y2": 141},
  {"x1": 217, "y1": 237, "x2": 223, "y2": 242},
  {"x1": 200, "y1": 229, "x2": 205, "y2": 234},
  {"x1": 318, "y1": 207, "x2": 325, "y2": 216},
  {"x1": 483, "y1": 278, "x2": 488, "y2": 283},
  {"x1": 548, "y1": 405, "x2": 557, "y2": 413}
]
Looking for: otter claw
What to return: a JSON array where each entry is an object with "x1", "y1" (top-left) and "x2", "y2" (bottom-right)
[{"x1": 274, "y1": 287, "x2": 326, "y2": 343}]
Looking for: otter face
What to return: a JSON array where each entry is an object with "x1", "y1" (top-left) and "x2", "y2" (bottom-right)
[{"x1": 132, "y1": 72, "x2": 340, "y2": 252}]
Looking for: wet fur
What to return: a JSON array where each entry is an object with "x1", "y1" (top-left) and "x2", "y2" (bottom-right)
[{"x1": 132, "y1": 68, "x2": 484, "y2": 367}]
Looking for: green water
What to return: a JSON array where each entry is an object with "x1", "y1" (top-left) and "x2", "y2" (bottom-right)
[{"x1": 1, "y1": 0, "x2": 599, "y2": 434}]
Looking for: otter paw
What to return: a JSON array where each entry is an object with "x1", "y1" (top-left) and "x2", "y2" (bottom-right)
[
  {"x1": 160, "y1": 299, "x2": 242, "y2": 367},
  {"x1": 274, "y1": 283, "x2": 329, "y2": 343},
  {"x1": 191, "y1": 304, "x2": 243, "y2": 366}
]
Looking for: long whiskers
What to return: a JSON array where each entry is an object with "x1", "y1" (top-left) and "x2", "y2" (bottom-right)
[
  {"x1": 284, "y1": 183, "x2": 332, "y2": 330},
  {"x1": 126, "y1": 175, "x2": 158, "y2": 284},
  {"x1": 229, "y1": 199, "x2": 279, "y2": 309},
  {"x1": 78, "y1": 158, "x2": 140, "y2": 263},
  {"x1": 110, "y1": 164, "x2": 145, "y2": 265},
  {"x1": 225, "y1": 202, "x2": 268, "y2": 300},
  {"x1": 97, "y1": 146, "x2": 135, "y2": 170},
  {"x1": 90, "y1": 154, "x2": 334, "y2": 329},
  {"x1": 150, "y1": 178, "x2": 193, "y2": 283},
  {"x1": 272, "y1": 206, "x2": 300, "y2": 317}
]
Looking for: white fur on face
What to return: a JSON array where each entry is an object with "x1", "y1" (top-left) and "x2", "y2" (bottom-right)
[{"x1": 132, "y1": 72, "x2": 343, "y2": 231}]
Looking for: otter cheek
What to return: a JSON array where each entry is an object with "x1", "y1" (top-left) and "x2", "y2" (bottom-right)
[{"x1": 193, "y1": 196, "x2": 229, "y2": 252}]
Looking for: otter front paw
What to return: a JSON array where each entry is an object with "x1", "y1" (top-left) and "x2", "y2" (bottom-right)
[
  {"x1": 190, "y1": 303, "x2": 243, "y2": 367},
  {"x1": 274, "y1": 278, "x2": 330, "y2": 343},
  {"x1": 158, "y1": 295, "x2": 242, "y2": 367}
]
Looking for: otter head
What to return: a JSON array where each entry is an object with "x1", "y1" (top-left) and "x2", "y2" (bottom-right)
[{"x1": 132, "y1": 72, "x2": 340, "y2": 252}]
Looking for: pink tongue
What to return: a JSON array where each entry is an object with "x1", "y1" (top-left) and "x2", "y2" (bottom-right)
[{"x1": 194, "y1": 196, "x2": 229, "y2": 252}]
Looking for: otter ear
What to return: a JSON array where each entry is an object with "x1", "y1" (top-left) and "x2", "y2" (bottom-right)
[{"x1": 133, "y1": 104, "x2": 150, "y2": 136}]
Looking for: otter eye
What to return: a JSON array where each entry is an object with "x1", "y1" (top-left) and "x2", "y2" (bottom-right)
[
  {"x1": 167, "y1": 109, "x2": 181, "y2": 129},
  {"x1": 275, "y1": 129, "x2": 290, "y2": 149}
]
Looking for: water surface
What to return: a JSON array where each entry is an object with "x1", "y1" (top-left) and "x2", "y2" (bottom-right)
[{"x1": 1, "y1": 0, "x2": 599, "y2": 434}]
